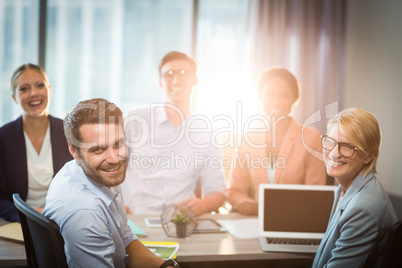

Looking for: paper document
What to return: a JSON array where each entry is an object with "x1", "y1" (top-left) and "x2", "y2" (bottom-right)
[
  {"x1": 217, "y1": 218, "x2": 259, "y2": 239},
  {"x1": 0, "y1": 222, "x2": 24, "y2": 243},
  {"x1": 141, "y1": 241, "x2": 179, "y2": 259}
]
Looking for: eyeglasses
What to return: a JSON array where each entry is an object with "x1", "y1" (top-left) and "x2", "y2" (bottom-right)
[
  {"x1": 321, "y1": 135, "x2": 361, "y2": 158},
  {"x1": 162, "y1": 69, "x2": 192, "y2": 81}
]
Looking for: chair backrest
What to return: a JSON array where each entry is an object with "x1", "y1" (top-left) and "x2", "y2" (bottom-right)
[
  {"x1": 381, "y1": 220, "x2": 402, "y2": 268},
  {"x1": 12, "y1": 194, "x2": 68, "y2": 268}
]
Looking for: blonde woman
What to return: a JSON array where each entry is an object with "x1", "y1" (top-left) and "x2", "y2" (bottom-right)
[
  {"x1": 0, "y1": 63, "x2": 72, "y2": 222},
  {"x1": 313, "y1": 108, "x2": 397, "y2": 267}
]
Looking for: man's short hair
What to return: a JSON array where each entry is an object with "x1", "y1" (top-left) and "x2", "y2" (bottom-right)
[
  {"x1": 158, "y1": 51, "x2": 197, "y2": 76},
  {"x1": 64, "y1": 98, "x2": 123, "y2": 149}
]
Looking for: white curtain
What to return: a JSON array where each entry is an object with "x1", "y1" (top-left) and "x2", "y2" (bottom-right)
[{"x1": 247, "y1": 0, "x2": 346, "y2": 133}]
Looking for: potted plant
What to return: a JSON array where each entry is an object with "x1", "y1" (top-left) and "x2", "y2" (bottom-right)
[
  {"x1": 161, "y1": 205, "x2": 196, "y2": 238},
  {"x1": 171, "y1": 211, "x2": 189, "y2": 238}
]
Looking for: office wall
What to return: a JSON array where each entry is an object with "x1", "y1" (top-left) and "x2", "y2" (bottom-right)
[{"x1": 345, "y1": 0, "x2": 402, "y2": 219}]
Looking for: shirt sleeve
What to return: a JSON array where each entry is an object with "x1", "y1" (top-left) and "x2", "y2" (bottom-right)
[
  {"x1": 199, "y1": 144, "x2": 227, "y2": 196},
  {"x1": 60, "y1": 209, "x2": 119, "y2": 268},
  {"x1": 227, "y1": 146, "x2": 255, "y2": 207},
  {"x1": 325, "y1": 207, "x2": 378, "y2": 267}
]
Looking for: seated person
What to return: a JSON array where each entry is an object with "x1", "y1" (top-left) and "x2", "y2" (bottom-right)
[
  {"x1": 0, "y1": 63, "x2": 72, "y2": 222},
  {"x1": 227, "y1": 68, "x2": 327, "y2": 215},
  {"x1": 43, "y1": 98, "x2": 177, "y2": 268},
  {"x1": 122, "y1": 51, "x2": 226, "y2": 216},
  {"x1": 312, "y1": 108, "x2": 398, "y2": 267}
]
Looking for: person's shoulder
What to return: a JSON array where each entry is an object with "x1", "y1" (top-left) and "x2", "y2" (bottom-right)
[
  {"x1": 347, "y1": 174, "x2": 393, "y2": 216},
  {"x1": 289, "y1": 118, "x2": 320, "y2": 135},
  {"x1": 0, "y1": 116, "x2": 21, "y2": 134},
  {"x1": 46, "y1": 162, "x2": 106, "y2": 214},
  {"x1": 288, "y1": 118, "x2": 321, "y2": 147},
  {"x1": 48, "y1": 114, "x2": 64, "y2": 124},
  {"x1": 48, "y1": 115, "x2": 65, "y2": 132},
  {"x1": 238, "y1": 130, "x2": 265, "y2": 149},
  {"x1": 126, "y1": 107, "x2": 151, "y2": 117}
]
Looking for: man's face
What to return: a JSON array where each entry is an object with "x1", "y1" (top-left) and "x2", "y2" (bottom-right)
[
  {"x1": 69, "y1": 123, "x2": 128, "y2": 188},
  {"x1": 159, "y1": 59, "x2": 198, "y2": 105}
]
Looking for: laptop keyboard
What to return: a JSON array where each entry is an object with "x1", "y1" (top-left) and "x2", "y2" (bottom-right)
[{"x1": 266, "y1": 237, "x2": 321, "y2": 245}]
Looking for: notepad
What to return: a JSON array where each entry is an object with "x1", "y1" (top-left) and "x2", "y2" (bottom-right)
[
  {"x1": 0, "y1": 222, "x2": 24, "y2": 243},
  {"x1": 141, "y1": 241, "x2": 179, "y2": 260},
  {"x1": 127, "y1": 219, "x2": 147, "y2": 237}
]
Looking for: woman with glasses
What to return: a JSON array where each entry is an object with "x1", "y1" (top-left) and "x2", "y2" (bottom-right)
[
  {"x1": 312, "y1": 107, "x2": 397, "y2": 268},
  {"x1": 0, "y1": 63, "x2": 72, "y2": 222},
  {"x1": 227, "y1": 68, "x2": 327, "y2": 215}
]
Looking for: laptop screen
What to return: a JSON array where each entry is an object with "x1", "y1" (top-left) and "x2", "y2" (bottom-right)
[{"x1": 258, "y1": 184, "x2": 337, "y2": 238}]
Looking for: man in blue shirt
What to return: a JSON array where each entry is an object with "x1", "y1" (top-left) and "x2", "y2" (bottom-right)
[{"x1": 43, "y1": 98, "x2": 177, "y2": 268}]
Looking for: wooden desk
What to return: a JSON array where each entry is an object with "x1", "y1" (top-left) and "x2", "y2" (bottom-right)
[
  {"x1": 129, "y1": 213, "x2": 314, "y2": 268},
  {"x1": 0, "y1": 218, "x2": 27, "y2": 267},
  {"x1": 0, "y1": 213, "x2": 314, "y2": 268}
]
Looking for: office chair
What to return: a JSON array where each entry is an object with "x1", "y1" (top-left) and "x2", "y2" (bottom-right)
[
  {"x1": 12, "y1": 194, "x2": 68, "y2": 268},
  {"x1": 381, "y1": 220, "x2": 402, "y2": 268}
]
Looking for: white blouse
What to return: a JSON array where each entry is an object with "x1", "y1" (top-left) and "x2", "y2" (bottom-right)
[
  {"x1": 24, "y1": 126, "x2": 54, "y2": 208},
  {"x1": 267, "y1": 161, "x2": 276, "y2": 183}
]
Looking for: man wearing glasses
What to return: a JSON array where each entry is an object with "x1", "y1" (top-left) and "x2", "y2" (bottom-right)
[{"x1": 122, "y1": 51, "x2": 226, "y2": 216}]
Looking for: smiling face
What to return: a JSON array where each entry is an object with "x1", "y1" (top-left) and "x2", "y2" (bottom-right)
[
  {"x1": 260, "y1": 77, "x2": 296, "y2": 118},
  {"x1": 159, "y1": 59, "x2": 198, "y2": 106},
  {"x1": 12, "y1": 69, "x2": 51, "y2": 118},
  {"x1": 69, "y1": 123, "x2": 128, "y2": 188},
  {"x1": 324, "y1": 124, "x2": 373, "y2": 190}
]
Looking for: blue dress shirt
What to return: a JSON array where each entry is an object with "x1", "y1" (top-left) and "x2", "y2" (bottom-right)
[
  {"x1": 43, "y1": 160, "x2": 136, "y2": 268},
  {"x1": 312, "y1": 171, "x2": 398, "y2": 268}
]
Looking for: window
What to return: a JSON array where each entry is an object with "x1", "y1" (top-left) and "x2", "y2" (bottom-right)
[
  {"x1": 196, "y1": 0, "x2": 253, "y2": 121},
  {"x1": 0, "y1": 0, "x2": 39, "y2": 124},
  {"x1": 0, "y1": 0, "x2": 250, "y2": 126},
  {"x1": 45, "y1": 0, "x2": 194, "y2": 118}
]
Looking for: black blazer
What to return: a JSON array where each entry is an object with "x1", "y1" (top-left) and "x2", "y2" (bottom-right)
[{"x1": 0, "y1": 115, "x2": 72, "y2": 222}]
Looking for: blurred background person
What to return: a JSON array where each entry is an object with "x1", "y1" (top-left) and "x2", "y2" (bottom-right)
[
  {"x1": 312, "y1": 108, "x2": 397, "y2": 267},
  {"x1": 227, "y1": 67, "x2": 327, "y2": 215},
  {"x1": 0, "y1": 63, "x2": 72, "y2": 222},
  {"x1": 122, "y1": 51, "x2": 226, "y2": 216}
]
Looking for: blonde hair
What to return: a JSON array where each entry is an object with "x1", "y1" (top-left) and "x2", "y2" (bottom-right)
[
  {"x1": 327, "y1": 108, "x2": 381, "y2": 176},
  {"x1": 11, "y1": 63, "x2": 50, "y2": 96}
]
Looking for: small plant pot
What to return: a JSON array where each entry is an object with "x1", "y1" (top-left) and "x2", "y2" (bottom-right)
[
  {"x1": 175, "y1": 222, "x2": 188, "y2": 238},
  {"x1": 161, "y1": 205, "x2": 197, "y2": 237}
]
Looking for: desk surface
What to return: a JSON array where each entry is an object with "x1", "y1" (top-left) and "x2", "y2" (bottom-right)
[
  {"x1": 0, "y1": 213, "x2": 314, "y2": 267},
  {"x1": 0, "y1": 218, "x2": 26, "y2": 267}
]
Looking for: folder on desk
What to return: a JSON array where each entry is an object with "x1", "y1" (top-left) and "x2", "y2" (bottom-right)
[
  {"x1": 141, "y1": 241, "x2": 179, "y2": 260},
  {"x1": 128, "y1": 219, "x2": 147, "y2": 237},
  {"x1": 0, "y1": 222, "x2": 24, "y2": 243}
]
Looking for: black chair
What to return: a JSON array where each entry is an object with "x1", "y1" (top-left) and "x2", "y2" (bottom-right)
[
  {"x1": 381, "y1": 220, "x2": 402, "y2": 268},
  {"x1": 12, "y1": 193, "x2": 68, "y2": 268}
]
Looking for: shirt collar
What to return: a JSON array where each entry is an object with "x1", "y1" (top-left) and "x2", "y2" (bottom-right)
[
  {"x1": 153, "y1": 104, "x2": 192, "y2": 126},
  {"x1": 72, "y1": 160, "x2": 116, "y2": 206},
  {"x1": 337, "y1": 170, "x2": 375, "y2": 210}
]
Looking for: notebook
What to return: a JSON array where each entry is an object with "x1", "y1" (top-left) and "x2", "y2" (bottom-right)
[{"x1": 258, "y1": 184, "x2": 337, "y2": 253}]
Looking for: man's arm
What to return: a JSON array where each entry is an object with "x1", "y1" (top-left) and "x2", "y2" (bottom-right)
[
  {"x1": 125, "y1": 240, "x2": 171, "y2": 268},
  {"x1": 60, "y1": 210, "x2": 116, "y2": 268},
  {"x1": 185, "y1": 144, "x2": 226, "y2": 216},
  {"x1": 179, "y1": 191, "x2": 225, "y2": 216}
]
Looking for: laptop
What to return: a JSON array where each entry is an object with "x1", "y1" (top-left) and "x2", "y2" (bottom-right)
[{"x1": 258, "y1": 184, "x2": 337, "y2": 253}]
